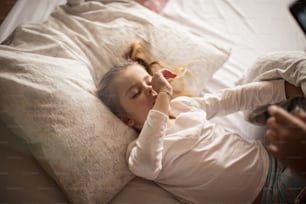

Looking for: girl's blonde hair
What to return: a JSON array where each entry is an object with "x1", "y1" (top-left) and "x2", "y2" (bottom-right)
[{"x1": 97, "y1": 40, "x2": 184, "y2": 116}]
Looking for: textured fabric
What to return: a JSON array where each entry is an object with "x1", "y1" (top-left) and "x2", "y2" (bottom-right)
[
  {"x1": 238, "y1": 51, "x2": 306, "y2": 93},
  {"x1": 127, "y1": 80, "x2": 286, "y2": 204},
  {"x1": 261, "y1": 154, "x2": 306, "y2": 204},
  {"x1": 0, "y1": 51, "x2": 136, "y2": 203},
  {"x1": 238, "y1": 51, "x2": 306, "y2": 124}
]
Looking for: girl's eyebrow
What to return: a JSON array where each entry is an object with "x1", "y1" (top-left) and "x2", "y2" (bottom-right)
[{"x1": 125, "y1": 75, "x2": 150, "y2": 96}]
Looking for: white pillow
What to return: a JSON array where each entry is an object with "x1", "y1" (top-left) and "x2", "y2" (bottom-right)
[
  {"x1": 0, "y1": 0, "x2": 230, "y2": 203},
  {"x1": 9, "y1": 0, "x2": 230, "y2": 95},
  {"x1": 0, "y1": 51, "x2": 136, "y2": 203}
]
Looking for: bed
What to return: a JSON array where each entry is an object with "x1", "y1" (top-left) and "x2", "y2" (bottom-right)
[{"x1": 0, "y1": 0, "x2": 305, "y2": 203}]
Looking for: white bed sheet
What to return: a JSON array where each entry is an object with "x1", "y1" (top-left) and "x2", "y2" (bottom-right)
[{"x1": 162, "y1": 0, "x2": 306, "y2": 141}]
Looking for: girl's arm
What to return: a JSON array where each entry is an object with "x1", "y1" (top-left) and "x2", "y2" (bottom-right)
[
  {"x1": 127, "y1": 110, "x2": 168, "y2": 180},
  {"x1": 127, "y1": 69, "x2": 175, "y2": 180},
  {"x1": 193, "y1": 80, "x2": 298, "y2": 120}
]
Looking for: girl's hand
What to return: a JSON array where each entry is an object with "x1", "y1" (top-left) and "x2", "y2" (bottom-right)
[
  {"x1": 151, "y1": 69, "x2": 176, "y2": 116},
  {"x1": 151, "y1": 69, "x2": 176, "y2": 94}
]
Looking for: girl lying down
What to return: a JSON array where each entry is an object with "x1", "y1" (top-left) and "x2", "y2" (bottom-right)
[{"x1": 97, "y1": 42, "x2": 306, "y2": 204}]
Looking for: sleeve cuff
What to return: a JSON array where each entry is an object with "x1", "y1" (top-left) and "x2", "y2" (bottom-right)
[
  {"x1": 272, "y1": 79, "x2": 287, "y2": 102},
  {"x1": 149, "y1": 109, "x2": 169, "y2": 121}
]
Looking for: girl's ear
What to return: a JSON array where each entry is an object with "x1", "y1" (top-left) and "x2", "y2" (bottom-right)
[
  {"x1": 126, "y1": 119, "x2": 135, "y2": 127},
  {"x1": 119, "y1": 115, "x2": 135, "y2": 127}
]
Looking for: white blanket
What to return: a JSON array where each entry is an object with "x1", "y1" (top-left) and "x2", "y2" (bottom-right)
[{"x1": 238, "y1": 51, "x2": 306, "y2": 124}]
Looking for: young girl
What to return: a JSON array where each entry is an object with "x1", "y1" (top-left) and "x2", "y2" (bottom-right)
[{"x1": 97, "y1": 44, "x2": 306, "y2": 204}]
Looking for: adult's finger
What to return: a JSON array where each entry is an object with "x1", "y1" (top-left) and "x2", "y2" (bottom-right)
[
  {"x1": 268, "y1": 105, "x2": 300, "y2": 127},
  {"x1": 266, "y1": 117, "x2": 283, "y2": 146},
  {"x1": 266, "y1": 128, "x2": 279, "y2": 144},
  {"x1": 296, "y1": 112, "x2": 306, "y2": 123},
  {"x1": 267, "y1": 144, "x2": 287, "y2": 165},
  {"x1": 267, "y1": 144, "x2": 279, "y2": 155}
]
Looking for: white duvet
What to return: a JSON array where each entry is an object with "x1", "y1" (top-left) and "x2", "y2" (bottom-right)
[{"x1": 239, "y1": 51, "x2": 306, "y2": 124}]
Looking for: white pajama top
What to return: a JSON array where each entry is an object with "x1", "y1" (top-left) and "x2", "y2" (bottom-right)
[{"x1": 127, "y1": 80, "x2": 286, "y2": 204}]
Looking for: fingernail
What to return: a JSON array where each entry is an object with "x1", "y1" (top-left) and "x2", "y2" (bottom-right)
[
  {"x1": 268, "y1": 144, "x2": 278, "y2": 152},
  {"x1": 268, "y1": 105, "x2": 277, "y2": 114}
]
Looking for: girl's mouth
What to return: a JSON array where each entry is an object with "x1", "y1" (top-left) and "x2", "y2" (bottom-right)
[{"x1": 152, "y1": 97, "x2": 157, "y2": 107}]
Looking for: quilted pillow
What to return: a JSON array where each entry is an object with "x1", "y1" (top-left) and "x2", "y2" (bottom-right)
[{"x1": 0, "y1": 0, "x2": 230, "y2": 203}]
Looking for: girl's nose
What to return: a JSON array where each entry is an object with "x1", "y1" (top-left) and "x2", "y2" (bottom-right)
[{"x1": 146, "y1": 86, "x2": 157, "y2": 96}]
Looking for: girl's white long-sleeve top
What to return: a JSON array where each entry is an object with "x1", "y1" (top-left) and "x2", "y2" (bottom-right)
[{"x1": 126, "y1": 80, "x2": 286, "y2": 204}]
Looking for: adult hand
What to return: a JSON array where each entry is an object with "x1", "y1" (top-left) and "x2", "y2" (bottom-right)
[{"x1": 266, "y1": 105, "x2": 306, "y2": 175}]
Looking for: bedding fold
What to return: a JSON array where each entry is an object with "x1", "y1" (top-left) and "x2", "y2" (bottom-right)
[{"x1": 238, "y1": 51, "x2": 306, "y2": 124}]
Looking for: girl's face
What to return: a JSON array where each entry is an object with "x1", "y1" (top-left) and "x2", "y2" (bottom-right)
[{"x1": 114, "y1": 64, "x2": 157, "y2": 129}]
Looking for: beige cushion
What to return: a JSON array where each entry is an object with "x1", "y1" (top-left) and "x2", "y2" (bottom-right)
[
  {"x1": 0, "y1": 119, "x2": 69, "y2": 203},
  {"x1": 0, "y1": 0, "x2": 230, "y2": 203},
  {"x1": 0, "y1": 52, "x2": 136, "y2": 203},
  {"x1": 111, "y1": 177, "x2": 181, "y2": 204}
]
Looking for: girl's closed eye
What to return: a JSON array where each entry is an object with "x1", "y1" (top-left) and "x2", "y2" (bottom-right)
[{"x1": 131, "y1": 89, "x2": 141, "y2": 99}]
